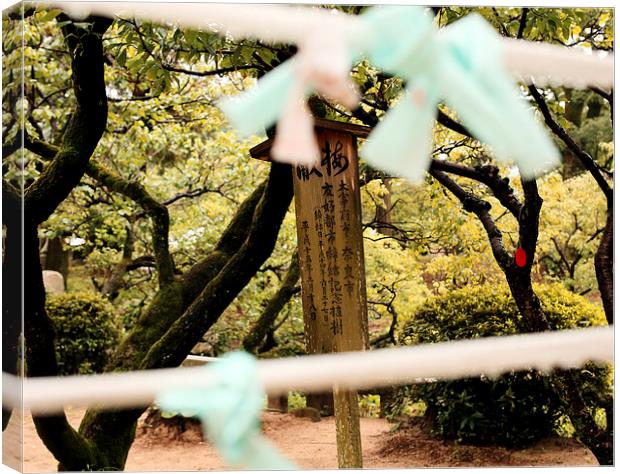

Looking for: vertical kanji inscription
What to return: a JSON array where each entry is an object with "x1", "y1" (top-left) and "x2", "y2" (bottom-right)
[
  {"x1": 293, "y1": 128, "x2": 368, "y2": 357},
  {"x1": 252, "y1": 119, "x2": 371, "y2": 469}
]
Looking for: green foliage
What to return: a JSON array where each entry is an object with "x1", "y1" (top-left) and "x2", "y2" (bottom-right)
[
  {"x1": 10, "y1": 4, "x2": 612, "y2": 361},
  {"x1": 537, "y1": 172, "x2": 607, "y2": 295},
  {"x1": 3, "y1": 4, "x2": 614, "y2": 469},
  {"x1": 288, "y1": 392, "x2": 307, "y2": 411},
  {"x1": 359, "y1": 394, "x2": 381, "y2": 418},
  {"x1": 45, "y1": 292, "x2": 121, "y2": 375},
  {"x1": 393, "y1": 283, "x2": 610, "y2": 447}
]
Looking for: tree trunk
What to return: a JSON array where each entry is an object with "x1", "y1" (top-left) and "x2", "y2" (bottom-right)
[
  {"x1": 19, "y1": 15, "x2": 114, "y2": 471},
  {"x1": 105, "y1": 180, "x2": 268, "y2": 373},
  {"x1": 594, "y1": 202, "x2": 613, "y2": 325},
  {"x1": 551, "y1": 372, "x2": 613, "y2": 465},
  {"x1": 24, "y1": 224, "x2": 98, "y2": 470},
  {"x1": 73, "y1": 163, "x2": 294, "y2": 471},
  {"x1": 507, "y1": 272, "x2": 613, "y2": 465},
  {"x1": 22, "y1": 172, "x2": 272, "y2": 470},
  {"x1": 374, "y1": 178, "x2": 395, "y2": 237},
  {"x1": 139, "y1": 163, "x2": 294, "y2": 370},
  {"x1": 242, "y1": 250, "x2": 300, "y2": 352},
  {"x1": 40, "y1": 236, "x2": 71, "y2": 283},
  {"x1": 307, "y1": 393, "x2": 335, "y2": 416},
  {"x1": 430, "y1": 170, "x2": 613, "y2": 466},
  {"x1": 2, "y1": 187, "x2": 22, "y2": 430}
]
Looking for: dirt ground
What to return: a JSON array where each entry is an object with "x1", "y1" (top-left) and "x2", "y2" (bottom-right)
[{"x1": 3, "y1": 408, "x2": 597, "y2": 472}]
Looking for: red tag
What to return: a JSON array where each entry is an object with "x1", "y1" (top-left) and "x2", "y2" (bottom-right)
[{"x1": 515, "y1": 247, "x2": 527, "y2": 267}]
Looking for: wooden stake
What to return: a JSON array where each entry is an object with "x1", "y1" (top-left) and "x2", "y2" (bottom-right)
[
  {"x1": 250, "y1": 119, "x2": 370, "y2": 468},
  {"x1": 334, "y1": 388, "x2": 363, "y2": 467},
  {"x1": 290, "y1": 125, "x2": 368, "y2": 468}
]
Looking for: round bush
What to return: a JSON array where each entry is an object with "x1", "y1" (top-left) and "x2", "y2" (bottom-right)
[
  {"x1": 46, "y1": 292, "x2": 121, "y2": 375},
  {"x1": 395, "y1": 283, "x2": 610, "y2": 448}
]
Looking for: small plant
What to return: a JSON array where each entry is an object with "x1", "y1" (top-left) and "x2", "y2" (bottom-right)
[
  {"x1": 46, "y1": 292, "x2": 121, "y2": 375},
  {"x1": 359, "y1": 394, "x2": 381, "y2": 418},
  {"x1": 288, "y1": 391, "x2": 307, "y2": 410}
]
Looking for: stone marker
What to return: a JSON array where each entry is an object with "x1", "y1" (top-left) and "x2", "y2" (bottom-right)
[{"x1": 42, "y1": 270, "x2": 65, "y2": 294}]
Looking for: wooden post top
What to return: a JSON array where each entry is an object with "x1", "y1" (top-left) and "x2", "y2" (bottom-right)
[{"x1": 249, "y1": 118, "x2": 371, "y2": 162}]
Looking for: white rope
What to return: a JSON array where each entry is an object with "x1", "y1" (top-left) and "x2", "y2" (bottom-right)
[
  {"x1": 2, "y1": 326, "x2": 612, "y2": 415},
  {"x1": 50, "y1": 1, "x2": 613, "y2": 89},
  {"x1": 501, "y1": 38, "x2": 614, "y2": 89},
  {"x1": 51, "y1": 2, "x2": 367, "y2": 45}
]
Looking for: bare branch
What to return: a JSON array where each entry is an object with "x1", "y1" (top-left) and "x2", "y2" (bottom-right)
[
  {"x1": 429, "y1": 168, "x2": 513, "y2": 270},
  {"x1": 430, "y1": 159, "x2": 523, "y2": 218},
  {"x1": 528, "y1": 85, "x2": 612, "y2": 201}
]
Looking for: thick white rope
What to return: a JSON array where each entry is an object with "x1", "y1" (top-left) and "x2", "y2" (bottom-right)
[
  {"x1": 51, "y1": 2, "x2": 368, "y2": 46},
  {"x1": 50, "y1": 1, "x2": 613, "y2": 89},
  {"x1": 500, "y1": 38, "x2": 614, "y2": 89},
  {"x1": 2, "y1": 326, "x2": 613, "y2": 415}
]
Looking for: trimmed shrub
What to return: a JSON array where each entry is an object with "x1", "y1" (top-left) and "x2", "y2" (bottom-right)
[
  {"x1": 393, "y1": 283, "x2": 611, "y2": 447},
  {"x1": 46, "y1": 292, "x2": 121, "y2": 375}
]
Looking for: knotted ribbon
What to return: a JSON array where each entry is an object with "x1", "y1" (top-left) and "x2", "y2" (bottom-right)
[
  {"x1": 156, "y1": 351, "x2": 296, "y2": 470},
  {"x1": 221, "y1": 29, "x2": 359, "y2": 165},
  {"x1": 360, "y1": 7, "x2": 560, "y2": 181},
  {"x1": 220, "y1": 6, "x2": 560, "y2": 181}
]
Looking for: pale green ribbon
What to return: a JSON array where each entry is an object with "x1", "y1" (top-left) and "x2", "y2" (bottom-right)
[
  {"x1": 157, "y1": 351, "x2": 296, "y2": 470},
  {"x1": 361, "y1": 7, "x2": 560, "y2": 181},
  {"x1": 220, "y1": 6, "x2": 560, "y2": 182}
]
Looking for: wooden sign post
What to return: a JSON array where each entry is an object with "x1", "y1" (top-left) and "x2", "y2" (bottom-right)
[{"x1": 251, "y1": 118, "x2": 370, "y2": 468}]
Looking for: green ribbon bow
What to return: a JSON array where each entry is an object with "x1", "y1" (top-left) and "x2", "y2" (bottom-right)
[
  {"x1": 360, "y1": 7, "x2": 560, "y2": 182},
  {"x1": 220, "y1": 6, "x2": 560, "y2": 182},
  {"x1": 157, "y1": 351, "x2": 296, "y2": 470}
]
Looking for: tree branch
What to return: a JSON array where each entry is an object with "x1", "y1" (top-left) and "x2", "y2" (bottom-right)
[
  {"x1": 517, "y1": 8, "x2": 529, "y2": 39},
  {"x1": 430, "y1": 159, "x2": 523, "y2": 218},
  {"x1": 242, "y1": 250, "x2": 300, "y2": 352},
  {"x1": 436, "y1": 110, "x2": 474, "y2": 138},
  {"x1": 23, "y1": 132, "x2": 59, "y2": 158},
  {"x1": 429, "y1": 169, "x2": 512, "y2": 270},
  {"x1": 528, "y1": 85, "x2": 612, "y2": 201},
  {"x1": 369, "y1": 281, "x2": 400, "y2": 347},
  {"x1": 141, "y1": 163, "x2": 294, "y2": 369},
  {"x1": 104, "y1": 175, "x2": 271, "y2": 375},
  {"x1": 86, "y1": 162, "x2": 176, "y2": 287},
  {"x1": 21, "y1": 132, "x2": 176, "y2": 287},
  {"x1": 161, "y1": 63, "x2": 260, "y2": 77},
  {"x1": 24, "y1": 16, "x2": 113, "y2": 225}
]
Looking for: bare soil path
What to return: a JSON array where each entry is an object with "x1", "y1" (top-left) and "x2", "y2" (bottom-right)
[{"x1": 3, "y1": 408, "x2": 597, "y2": 471}]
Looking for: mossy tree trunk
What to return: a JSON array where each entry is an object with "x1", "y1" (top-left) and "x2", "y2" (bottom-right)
[
  {"x1": 20, "y1": 136, "x2": 294, "y2": 469},
  {"x1": 14, "y1": 14, "x2": 115, "y2": 471},
  {"x1": 10, "y1": 11, "x2": 296, "y2": 471},
  {"x1": 75, "y1": 162, "x2": 292, "y2": 470}
]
